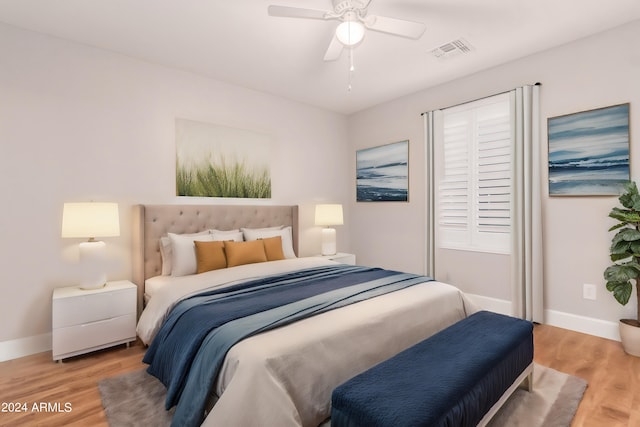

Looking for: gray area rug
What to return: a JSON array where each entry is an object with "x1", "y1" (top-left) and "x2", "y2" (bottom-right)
[
  {"x1": 99, "y1": 369, "x2": 173, "y2": 427},
  {"x1": 99, "y1": 363, "x2": 586, "y2": 427}
]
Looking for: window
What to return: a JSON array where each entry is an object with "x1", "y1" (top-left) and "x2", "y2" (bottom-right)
[{"x1": 438, "y1": 93, "x2": 512, "y2": 253}]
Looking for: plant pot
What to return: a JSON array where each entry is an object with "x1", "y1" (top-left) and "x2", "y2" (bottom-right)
[{"x1": 619, "y1": 319, "x2": 640, "y2": 357}]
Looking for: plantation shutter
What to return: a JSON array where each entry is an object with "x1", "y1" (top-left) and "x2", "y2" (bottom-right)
[
  {"x1": 476, "y1": 100, "x2": 511, "y2": 235},
  {"x1": 438, "y1": 93, "x2": 511, "y2": 253},
  {"x1": 439, "y1": 110, "x2": 471, "y2": 248}
]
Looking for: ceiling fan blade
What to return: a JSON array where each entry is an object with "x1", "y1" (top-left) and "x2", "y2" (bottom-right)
[
  {"x1": 323, "y1": 35, "x2": 344, "y2": 61},
  {"x1": 268, "y1": 5, "x2": 329, "y2": 20},
  {"x1": 363, "y1": 15, "x2": 426, "y2": 39}
]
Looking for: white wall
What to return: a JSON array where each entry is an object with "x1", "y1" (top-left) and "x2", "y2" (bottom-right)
[
  {"x1": 0, "y1": 23, "x2": 350, "y2": 359},
  {"x1": 348, "y1": 20, "x2": 640, "y2": 339}
]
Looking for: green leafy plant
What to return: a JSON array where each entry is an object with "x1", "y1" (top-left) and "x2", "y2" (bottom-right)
[{"x1": 604, "y1": 181, "x2": 640, "y2": 327}]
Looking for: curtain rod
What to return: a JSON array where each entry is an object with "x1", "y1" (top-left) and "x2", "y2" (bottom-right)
[{"x1": 420, "y1": 82, "x2": 542, "y2": 116}]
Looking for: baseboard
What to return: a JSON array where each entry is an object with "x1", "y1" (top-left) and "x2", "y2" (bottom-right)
[
  {"x1": 465, "y1": 294, "x2": 512, "y2": 316},
  {"x1": 466, "y1": 294, "x2": 621, "y2": 342},
  {"x1": 0, "y1": 300, "x2": 623, "y2": 362},
  {"x1": 544, "y1": 309, "x2": 620, "y2": 342},
  {"x1": 0, "y1": 333, "x2": 51, "y2": 362}
]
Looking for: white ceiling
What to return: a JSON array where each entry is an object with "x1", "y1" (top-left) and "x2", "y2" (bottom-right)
[{"x1": 1, "y1": 0, "x2": 640, "y2": 114}]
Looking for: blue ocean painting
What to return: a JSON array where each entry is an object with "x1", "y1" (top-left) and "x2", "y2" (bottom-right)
[
  {"x1": 357, "y1": 140, "x2": 408, "y2": 202},
  {"x1": 548, "y1": 104, "x2": 629, "y2": 196}
]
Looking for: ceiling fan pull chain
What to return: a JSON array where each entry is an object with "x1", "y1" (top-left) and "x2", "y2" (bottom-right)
[
  {"x1": 350, "y1": 46, "x2": 355, "y2": 72},
  {"x1": 348, "y1": 46, "x2": 354, "y2": 91}
]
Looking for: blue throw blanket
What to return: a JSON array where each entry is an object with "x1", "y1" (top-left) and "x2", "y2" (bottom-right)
[{"x1": 143, "y1": 264, "x2": 433, "y2": 427}]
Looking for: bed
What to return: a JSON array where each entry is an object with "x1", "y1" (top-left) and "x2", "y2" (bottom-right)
[{"x1": 133, "y1": 204, "x2": 477, "y2": 427}]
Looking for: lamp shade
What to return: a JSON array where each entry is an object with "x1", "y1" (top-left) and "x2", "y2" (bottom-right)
[
  {"x1": 315, "y1": 204, "x2": 344, "y2": 226},
  {"x1": 61, "y1": 202, "x2": 120, "y2": 239}
]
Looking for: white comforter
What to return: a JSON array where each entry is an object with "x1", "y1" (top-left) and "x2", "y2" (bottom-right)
[{"x1": 137, "y1": 258, "x2": 478, "y2": 427}]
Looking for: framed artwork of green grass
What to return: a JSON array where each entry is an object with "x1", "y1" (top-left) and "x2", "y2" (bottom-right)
[{"x1": 175, "y1": 118, "x2": 272, "y2": 198}]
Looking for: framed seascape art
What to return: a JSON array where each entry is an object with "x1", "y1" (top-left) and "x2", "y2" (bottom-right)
[
  {"x1": 356, "y1": 140, "x2": 409, "y2": 202},
  {"x1": 175, "y1": 118, "x2": 272, "y2": 198},
  {"x1": 548, "y1": 103, "x2": 630, "y2": 196}
]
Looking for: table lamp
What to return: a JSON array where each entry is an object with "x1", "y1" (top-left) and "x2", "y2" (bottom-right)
[
  {"x1": 315, "y1": 204, "x2": 343, "y2": 256},
  {"x1": 61, "y1": 202, "x2": 120, "y2": 289}
]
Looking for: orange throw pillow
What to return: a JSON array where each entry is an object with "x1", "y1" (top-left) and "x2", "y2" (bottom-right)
[
  {"x1": 261, "y1": 236, "x2": 285, "y2": 261},
  {"x1": 224, "y1": 240, "x2": 268, "y2": 267},
  {"x1": 194, "y1": 240, "x2": 227, "y2": 273}
]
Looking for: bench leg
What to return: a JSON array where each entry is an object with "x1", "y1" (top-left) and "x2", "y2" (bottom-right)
[
  {"x1": 477, "y1": 363, "x2": 534, "y2": 427},
  {"x1": 519, "y1": 366, "x2": 534, "y2": 392}
]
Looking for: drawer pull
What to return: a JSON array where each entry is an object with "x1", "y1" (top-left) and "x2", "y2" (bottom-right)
[{"x1": 80, "y1": 317, "x2": 118, "y2": 327}]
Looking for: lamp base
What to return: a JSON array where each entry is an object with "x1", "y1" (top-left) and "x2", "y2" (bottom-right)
[
  {"x1": 80, "y1": 282, "x2": 106, "y2": 291},
  {"x1": 321, "y1": 228, "x2": 337, "y2": 256},
  {"x1": 78, "y1": 240, "x2": 107, "y2": 290}
]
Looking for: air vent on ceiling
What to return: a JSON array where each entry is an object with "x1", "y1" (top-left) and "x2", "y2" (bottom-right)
[{"x1": 430, "y1": 38, "x2": 474, "y2": 59}]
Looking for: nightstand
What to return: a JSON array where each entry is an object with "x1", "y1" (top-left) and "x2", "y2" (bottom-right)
[
  {"x1": 52, "y1": 280, "x2": 137, "y2": 362},
  {"x1": 318, "y1": 252, "x2": 356, "y2": 265}
]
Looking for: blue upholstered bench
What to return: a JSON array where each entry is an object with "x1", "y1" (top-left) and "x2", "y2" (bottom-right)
[{"x1": 331, "y1": 311, "x2": 533, "y2": 427}]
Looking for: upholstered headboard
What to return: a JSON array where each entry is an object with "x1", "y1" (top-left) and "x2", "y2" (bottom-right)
[{"x1": 132, "y1": 204, "x2": 299, "y2": 315}]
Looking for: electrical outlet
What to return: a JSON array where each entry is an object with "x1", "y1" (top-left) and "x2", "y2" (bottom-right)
[{"x1": 583, "y1": 283, "x2": 596, "y2": 300}]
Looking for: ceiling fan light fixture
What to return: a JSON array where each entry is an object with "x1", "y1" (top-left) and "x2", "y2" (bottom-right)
[{"x1": 335, "y1": 20, "x2": 365, "y2": 46}]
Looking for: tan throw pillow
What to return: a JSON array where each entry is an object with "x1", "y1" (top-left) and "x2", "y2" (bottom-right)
[
  {"x1": 224, "y1": 240, "x2": 268, "y2": 267},
  {"x1": 261, "y1": 236, "x2": 285, "y2": 261},
  {"x1": 194, "y1": 240, "x2": 227, "y2": 273}
]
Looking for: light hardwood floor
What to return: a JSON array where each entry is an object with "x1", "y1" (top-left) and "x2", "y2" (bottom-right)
[
  {"x1": 534, "y1": 324, "x2": 640, "y2": 427},
  {"x1": 0, "y1": 324, "x2": 639, "y2": 426}
]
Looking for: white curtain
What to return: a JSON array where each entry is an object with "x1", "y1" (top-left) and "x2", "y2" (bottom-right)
[
  {"x1": 423, "y1": 84, "x2": 543, "y2": 322},
  {"x1": 511, "y1": 85, "x2": 543, "y2": 322},
  {"x1": 423, "y1": 111, "x2": 436, "y2": 278}
]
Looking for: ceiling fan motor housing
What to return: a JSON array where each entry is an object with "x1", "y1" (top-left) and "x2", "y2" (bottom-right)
[{"x1": 333, "y1": 0, "x2": 368, "y2": 15}]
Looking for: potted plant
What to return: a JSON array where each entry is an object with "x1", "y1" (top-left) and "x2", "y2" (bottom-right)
[{"x1": 604, "y1": 180, "x2": 640, "y2": 357}]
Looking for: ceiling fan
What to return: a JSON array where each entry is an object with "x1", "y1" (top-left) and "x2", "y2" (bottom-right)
[{"x1": 268, "y1": 0, "x2": 426, "y2": 61}]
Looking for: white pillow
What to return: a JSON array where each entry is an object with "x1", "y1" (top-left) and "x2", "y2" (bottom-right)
[
  {"x1": 244, "y1": 225, "x2": 283, "y2": 232},
  {"x1": 211, "y1": 229, "x2": 244, "y2": 242},
  {"x1": 159, "y1": 236, "x2": 172, "y2": 275},
  {"x1": 159, "y1": 230, "x2": 211, "y2": 275},
  {"x1": 169, "y1": 232, "x2": 216, "y2": 277},
  {"x1": 241, "y1": 226, "x2": 296, "y2": 259}
]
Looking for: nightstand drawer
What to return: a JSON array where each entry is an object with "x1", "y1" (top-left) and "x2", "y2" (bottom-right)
[
  {"x1": 53, "y1": 287, "x2": 136, "y2": 328},
  {"x1": 52, "y1": 314, "x2": 136, "y2": 358}
]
